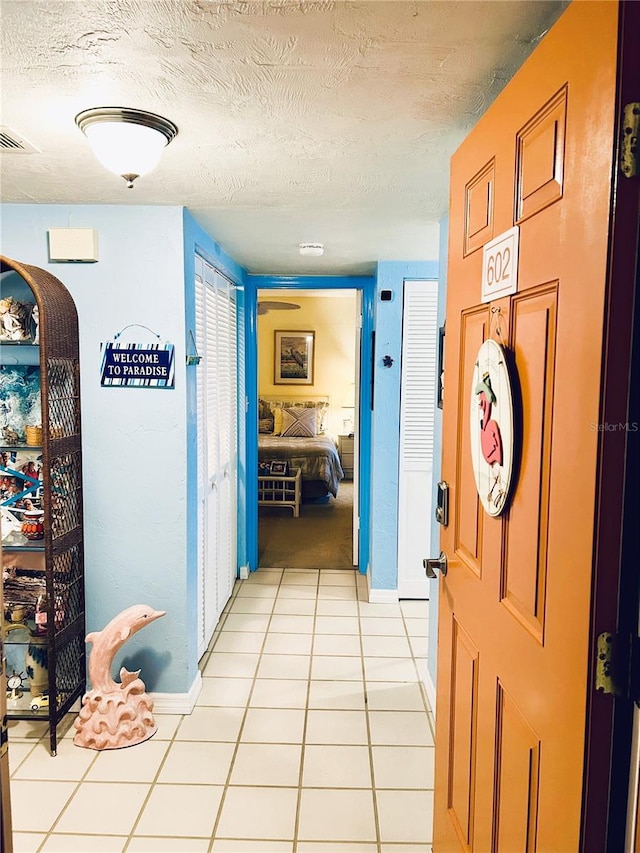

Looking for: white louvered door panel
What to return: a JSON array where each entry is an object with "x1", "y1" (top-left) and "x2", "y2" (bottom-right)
[
  {"x1": 195, "y1": 257, "x2": 238, "y2": 658},
  {"x1": 397, "y1": 279, "x2": 438, "y2": 599}
]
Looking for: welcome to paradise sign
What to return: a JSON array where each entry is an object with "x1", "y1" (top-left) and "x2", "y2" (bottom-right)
[{"x1": 100, "y1": 342, "x2": 175, "y2": 389}]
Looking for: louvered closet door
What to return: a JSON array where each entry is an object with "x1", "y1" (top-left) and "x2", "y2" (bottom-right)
[
  {"x1": 397, "y1": 279, "x2": 438, "y2": 599},
  {"x1": 195, "y1": 256, "x2": 237, "y2": 658}
]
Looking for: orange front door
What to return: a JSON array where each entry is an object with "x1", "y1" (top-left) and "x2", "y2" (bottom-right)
[{"x1": 434, "y1": 3, "x2": 624, "y2": 849}]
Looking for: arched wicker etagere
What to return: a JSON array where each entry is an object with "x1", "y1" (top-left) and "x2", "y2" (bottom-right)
[{"x1": 0, "y1": 255, "x2": 85, "y2": 755}]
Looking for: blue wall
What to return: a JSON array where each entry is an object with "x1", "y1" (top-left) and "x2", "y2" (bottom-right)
[
  {"x1": 370, "y1": 262, "x2": 438, "y2": 591},
  {"x1": 2, "y1": 204, "x2": 192, "y2": 693}
]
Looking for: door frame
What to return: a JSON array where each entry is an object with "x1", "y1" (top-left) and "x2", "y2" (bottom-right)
[
  {"x1": 244, "y1": 274, "x2": 375, "y2": 574},
  {"x1": 582, "y1": 2, "x2": 640, "y2": 847}
]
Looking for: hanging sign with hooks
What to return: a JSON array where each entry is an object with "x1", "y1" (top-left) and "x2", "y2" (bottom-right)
[
  {"x1": 100, "y1": 325, "x2": 175, "y2": 388},
  {"x1": 481, "y1": 225, "x2": 519, "y2": 303}
]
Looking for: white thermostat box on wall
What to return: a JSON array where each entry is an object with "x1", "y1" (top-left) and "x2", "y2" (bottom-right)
[{"x1": 48, "y1": 228, "x2": 99, "y2": 262}]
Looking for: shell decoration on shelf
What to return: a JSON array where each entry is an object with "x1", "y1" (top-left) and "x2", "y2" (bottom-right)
[{"x1": 73, "y1": 604, "x2": 166, "y2": 751}]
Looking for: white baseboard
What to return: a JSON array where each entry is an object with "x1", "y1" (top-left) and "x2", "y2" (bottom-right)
[
  {"x1": 238, "y1": 564, "x2": 249, "y2": 580},
  {"x1": 151, "y1": 670, "x2": 202, "y2": 715},
  {"x1": 368, "y1": 587, "x2": 399, "y2": 604}
]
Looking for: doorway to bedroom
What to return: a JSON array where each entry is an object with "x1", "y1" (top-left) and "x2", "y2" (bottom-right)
[{"x1": 257, "y1": 288, "x2": 359, "y2": 570}]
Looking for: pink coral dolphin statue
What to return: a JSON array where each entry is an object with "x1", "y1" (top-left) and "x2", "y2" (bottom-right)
[
  {"x1": 73, "y1": 604, "x2": 166, "y2": 750},
  {"x1": 86, "y1": 603, "x2": 166, "y2": 692}
]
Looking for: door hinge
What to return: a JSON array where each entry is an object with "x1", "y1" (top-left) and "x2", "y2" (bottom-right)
[
  {"x1": 595, "y1": 631, "x2": 640, "y2": 705},
  {"x1": 620, "y1": 103, "x2": 640, "y2": 178}
]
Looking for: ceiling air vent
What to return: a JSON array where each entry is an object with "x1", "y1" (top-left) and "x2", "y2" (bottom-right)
[{"x1": 0, "y1": 127, "x2": 40, "y2": 153}]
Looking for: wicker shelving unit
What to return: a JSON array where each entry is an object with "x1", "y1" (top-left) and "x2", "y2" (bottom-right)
[{"x1": 1, "y1": 256, "x2": 85, "y2": 755}]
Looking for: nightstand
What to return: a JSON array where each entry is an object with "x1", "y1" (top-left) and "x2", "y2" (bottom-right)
[{"x1": 338, "y1": 434, "x2": 355, "y2": 479}]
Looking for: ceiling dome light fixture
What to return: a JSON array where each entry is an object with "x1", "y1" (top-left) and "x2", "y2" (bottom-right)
[
  {"x1": 299, "y1": 242, "x2": 324, "y2": 257},
  {"x1": 75, "y1": 107, "x2": 178, "y2": 188}
]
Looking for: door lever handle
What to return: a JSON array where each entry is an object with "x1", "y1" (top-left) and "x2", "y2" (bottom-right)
[{"x1": 424, "y1": 552, "x2": 448, "y2": 579}]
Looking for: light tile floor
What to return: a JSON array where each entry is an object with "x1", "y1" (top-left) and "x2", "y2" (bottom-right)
[{"x1": 8, "y1": 567, "x2": 434, "y2": 853}]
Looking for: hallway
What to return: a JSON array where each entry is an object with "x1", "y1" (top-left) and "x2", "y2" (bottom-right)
[{"x1": 8, "y1": 567, "x2": 434, "y2": 852}]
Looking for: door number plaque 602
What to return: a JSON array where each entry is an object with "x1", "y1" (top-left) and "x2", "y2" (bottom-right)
[{"x1": 481, "y1": 225, "x2": 519, "y2": 303}]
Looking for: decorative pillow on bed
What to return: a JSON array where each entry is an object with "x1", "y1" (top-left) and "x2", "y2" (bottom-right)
[
  {"x1": 279, "y1": 406, "x2": 318, "y2": 437},
  {"x1": 258, "y1": 398, "x2": 274, "y2": 432},
  {"x1": 270, "y1": 400, "x2": 329, "y2": 434}
]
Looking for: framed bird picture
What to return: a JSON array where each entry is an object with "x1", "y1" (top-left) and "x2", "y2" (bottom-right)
[{"x1": 274, "y1": 331, "x2": 315, "y2": 385}]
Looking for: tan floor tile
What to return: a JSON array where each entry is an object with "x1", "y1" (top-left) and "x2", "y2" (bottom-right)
[
  {"x1": 410, "y1": 636, "x2": 429, "y2": 658},
  {"x1": 40, "y1": 834, "x2": 127, "y2": 852},
  {"x1": 319, "y1": 570, "x2": 357, "y2": 586},
  {"x1": 10, "y1": 780, "x2": 78, "y2": 833},
  {"x1": 263, "y1": 632, "x2": 313, "y2": 655},
  {"x1": 250, "y1": 678, "x2": 309, "y2": 709},
  {"x1": 203, "y1": 652, "x2": 260, "y2": 678},
  {"x1": 365, "y1": 682, "x2": 427, "y2": 712},
  {"x1": 229, "y1": 596, "x2": 275, "y2": 614},
  {"x1": 223, "y1": 613, "x2": 272, "y2": 632},
  {"x1": 8, "y1": 740, "x2": 37, "y2": 775},
  {"x1": 241, "y1": 707, "x2": 306, "y2": 743},
  {"x1": 54, "y1": 781, "x2": 150, "y2": 835},
  {"x1": 404, "y1": 616, "x2": 429, "y2": 636},
  {"x1": 198, "y1": 676, "x2": 254, "y2": 707},
  {"x1": 236, "y1": 584, "x2": 279, "y2": 599},
  {"x1": 297, "y1": 788, "x2": 376, "y2": 842},
  {"x1": 368, "y1": 711, "x2": 433, "y2": 746},
  {"x1": 273, "y1": 597, "x2": 316, "y2": 615},
  {"x1": 376, "y1": 789, "x2": 434, "y2": 843},
  {"x1": 305, "y1": 709, "x2": 369, "y2": 744},
  {"x1": 363, "y1": 656, "x2": 419, "y2": 682},
  {"x1": 230, "y1": 742, "x2": 302, "y2": 786},
  {"x1": 128, "y1": 839, "x2": 210, "y2": 852},
  {"x1": 297, "y1": 846, "x2": 376, "y2": 853},
  {"x1": 316, "y1": 599, "x2": 359, "y2": 617},
  {"x1": 158, "y1": 740, "x2": 235, "y2": 783},
  {"x1": 12, "y1": 833, "x2": 47, "y2": 853},
  {"x1": 307, "y1": 679, "x2": 366, "y2": 710},
  {"x1": 400, "y1": 600, "x2": 429, "y2": 618},
  {"x1": 358, "y1": 602, "x2": 402, "y2": 618},
  {"x1": 84, "y1": 738, "x2": 169, "y2": 783},
  {"x1": 380, "y1": 846, "x2": 432, "y2": 853},
  {"x1": 6, "y1": 718, "x2": 49, "y2": 741},
  {"x1": 372, "y1": 745, "x2": 435, "y2": 788},
  {"x1": 311, "y1": 655, "x2": 363, "y2": 681},
  {"x1": 361, "y1": 635, "x2": 413, "y2": 658},
  {"x1": 302, "y1": 744, "x2": 372, "y2": 787},
  {"x1": 257, "y1": 653, "x2": 310, "y2": 680},
  {"x1": 216, "y1": 786, "x2": 298, "y2": 839},
  {"x1": 280, "y1": 570, "x2": 319, "y2": 585},
  {"x1": 213, "y1": 630, "x2": 266, "y2": 653},
  {"x1": 135, "y1": 783, "x2": 223, "y2": 837},
  {"x1": 176, "y1": 706, "x2": 245, "y2": 741},
  {"x1": 314, "y1": 615, "x2": 360, "y2": 635},
  {"x1": 360, "y1": 616, "x2": 406, "y2": 636},
  {"x1": 313, "y1": 633, "x2": 361, "y2": 656},
  {"x1": 246, "y1": 568, "x2": 283, "y2": 581},
  {"x1": 269, "y1": 613, "x2": 315, "y2": 633},
  {"x1": 277, "y1": 584, "x2": 318, "y2": 600},
  {"x1": 211, "y1": 842, "x2": 293, "y2": 853},
  {"x1": 153, "y1": 714, "x2": 183, "y2": 740},
  {"x1": 317, "y1": 586, "x2": 358, "y2": 601}
]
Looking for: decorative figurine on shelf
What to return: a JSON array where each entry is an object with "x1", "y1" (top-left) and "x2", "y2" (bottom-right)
[
  {"x1": 0, "y1": 296, "x2": 34, "y2": 341},
  {"x1": 73, "y1": 604, "x2": 166, "y2": 751},
  {"x1": 6, "y1": 671, "x2": 27, "y2": 701}
]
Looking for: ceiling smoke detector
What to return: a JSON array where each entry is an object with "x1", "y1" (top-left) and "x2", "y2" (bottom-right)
[{"x1": 299, "y1": 242, "x2": 324, "y2": 257}]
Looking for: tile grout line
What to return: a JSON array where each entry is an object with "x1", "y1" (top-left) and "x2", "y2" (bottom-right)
[{"x1": 207, "y1": 567, "x2": 284, "y2": 851}]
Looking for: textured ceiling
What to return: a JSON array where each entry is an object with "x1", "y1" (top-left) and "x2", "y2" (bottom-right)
[{"x1": 0, "y1": 1, "x2": 568, "y2": 275}]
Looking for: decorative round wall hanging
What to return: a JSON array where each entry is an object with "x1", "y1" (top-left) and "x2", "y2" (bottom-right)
[{"x1": 470, "y1": 338, "x2": 516, "y2": 516}]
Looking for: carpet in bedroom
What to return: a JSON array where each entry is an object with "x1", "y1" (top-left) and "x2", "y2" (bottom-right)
[{"x1": 258, "y1": 481, "x2": 354, "y2": 569}]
